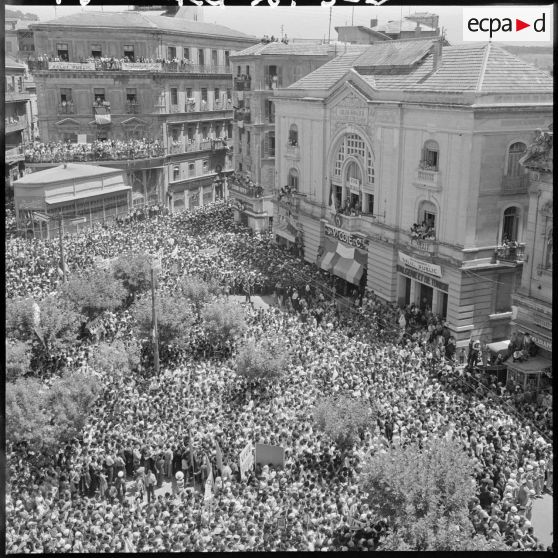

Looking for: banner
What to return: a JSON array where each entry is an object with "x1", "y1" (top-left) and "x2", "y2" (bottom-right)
[
  {"x1": 255, "y1": 443, "x2": 285, "y2": 468},
  {"x1": 121, "y1": 62, "x2": 162, "y2": 71},
  {"x1": 204, "y1": 459, "x2": 214, "y2": 502},
  {"x1": 215, "y1": 441, "x2": 223, "y2": 474},
  {"x1": 239, "y1": 442, "x2": 254, "y2": 480},
  {"x1": 95, "y1": 113, "x2": 112, "y2": 125},
  {"x1": 49, "y1": 61, "x2": 95, "y2": 70},
  {"x1": 398, "y1": 251, "x2": 442, "y2": 278}
]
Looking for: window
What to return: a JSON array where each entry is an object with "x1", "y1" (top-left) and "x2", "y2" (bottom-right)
[
  {"x1": 62, "y1": 132, "x2": 77, "y2": 143},
  {"x1": 237, "y1": 65, "x2": 241, "y2": 76},
  {"x1": 545, "y1": 230, "x2": 552, "y2": 269},
  {"x1": 183, "y1": 47, "x2": 190, "y2": 60},
  {"x1": 187, "y1": 127, "x2": 194, "y2": 141},
  {"x1": 227, "y1": 123, "x2": 233, "y2": 138},
  {"x1": 123, "y1": 45, "x2": 134, "y2": 61},
  {"x1": 188, "y1": 162, "x2": 195, "y2": 177},
  {"x1": 225, "y1": 50, "x2": 230, "y2": 68},
  {"x1": 246, "y1": 131, "x2": 251, "y2": 155},
  {"x1": 60, "y1": 88, "x2": 72, "y2": 103},
  {"x1": 246, "y1": 65, "x2": 250, "y2": 76},
  {"x1": 264, "y1": 132, "x2": 275, "y2": 157},
  {"x1": 198, "y1": 49, "x2": 205, "y2": 66},
  {"x1": 226, "y1": 89, "x2": 231, "y2": 102},
  {"x1": 288, "y1": 168, "x2": 299, "y2": 190},
  {"x1": 201, "y1": 126, "x2": 208, "y2": 140},
  {"x1": 201, "y1": 88, "x2": 208, "y2": 102},
  {"x1": 57, "y1": 43, "x2": 69, "y2": 61},
  {"x1": 507, "y1": 142, "x2": 527, "y2": 177},
  {"x1": 214, "y1": 88, "x2": 220, "y2": 100},
  {"x1": 171, "y1": 88, "x2": 178, "y2": 106},
  {"x1": 94, "y1": 88, "x2": 106, "y2": 103},
  {"x1": 186, "y1": 88, "x2": 192, "y2": 99},
  {"x1": 173, "y1": 166, "x2": 180, "y2": 181},
  {"x1": 91, "y1": 44, "x2": 102, "y2": 58},
  {"x1": 421, "y1": 140, "x2": 439, "y2": 170},
  {"x1": 126, "y1": 88, "x2": 137, "y2": 103},
  {"x1": 202, "y1": 160, "x2": 208, "y2": 173},
  {"x1": 288, "y1": 124, "x2": 298, "y2": 146},
  {"x1": 365, "y1": 193, "x2": 374, "y2": 215},
  {"x1": 212, "y1": 49, "x2": 218, "y2": 66},
  {"x1": 419, "y1": 200, "x2": 437, "y2": 231},
  {"x1": 502, "y1": 206, "x2": 520, "y2": 242},
  {"x1": 168, "y1": 46, "x2": 176, "y2": 60},
  {"x1": 333, "y1": 134, "x2": 374, "y2": 185}
]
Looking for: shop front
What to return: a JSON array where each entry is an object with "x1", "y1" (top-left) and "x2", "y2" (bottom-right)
[
  {"x1": 506, "y1": 357, "x2": 552, "y2": 393},
  {"x1": 396, "y1": 251, "x2": 448, "y2": 317}
]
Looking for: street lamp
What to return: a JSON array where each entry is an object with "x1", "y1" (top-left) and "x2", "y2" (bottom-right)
[{"x1": 151, "y1": 255, "x2": 162, "y2": 376}]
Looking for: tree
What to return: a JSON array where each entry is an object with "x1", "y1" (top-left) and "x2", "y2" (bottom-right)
[
  {"x1": 87, "y1": 339, "x2": 141, "y2": 378},
  {"x1": 6, "y1": 297, "x2": 36, "y2": 340},
  {"x1": 178, "y1": 274, "x2": 222, "y2": 312},
  {"x1": 6, "y1": 340, "x2": 32, "y2": 381},
  {"x1": 112, "y1": 253, "x2": 153, "y2": 302},
  {"x1": 37, "y1": 295, "x2": 82, "y2": 351},
  {"x1": 201, "y1": 300, "x2": 247, "y2": 345},
  {"x1": 313, "y1": 396, "x2": 375, "y2": 453},
  {"x1": 60, "y1": 268, "x2": 127, "y2": 320},
  {"x1": 235, "y1": 337, "x2": 289, "y2": 383},
  {"x1": 359, "y1": 438, "x2": 498, "y2": 551},
  {"x1": 131, "y1": 294, "x2": 195, "y2": 349}
]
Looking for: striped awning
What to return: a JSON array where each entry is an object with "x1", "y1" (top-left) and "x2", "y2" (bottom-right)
[{"x1": 319, "y1": 236, "x2": 367, "y2": 284}]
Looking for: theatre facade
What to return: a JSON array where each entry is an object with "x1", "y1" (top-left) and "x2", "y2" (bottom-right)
[{"x1": 272, "y1": 40, "x2": 553, "y2": 345}]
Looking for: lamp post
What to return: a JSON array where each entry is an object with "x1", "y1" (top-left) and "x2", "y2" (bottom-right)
[{"x1": 151, "y1": 256, "x2": 162, "y2": 376}]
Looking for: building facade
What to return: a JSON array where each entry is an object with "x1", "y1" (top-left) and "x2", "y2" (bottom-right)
[
  {"x1": 26, "y1": 10, "x2": 258, "y2": 212},
  {"x1": 229, "y1": 42, "x2": 336, "y2": 232},
  {"x1": 507, "y1": 125, "x2": 553, "y2": 389},
  {"x1": 5, "y1": 56, "x2": 34, "y2": 195},
  {"x1": 273, "y1": 39, "x2": 553, "y2": 346}
]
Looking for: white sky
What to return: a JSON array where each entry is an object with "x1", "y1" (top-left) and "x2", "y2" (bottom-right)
[{"x1": 5, "y1": 3, "x2": 553, "y2": 46}]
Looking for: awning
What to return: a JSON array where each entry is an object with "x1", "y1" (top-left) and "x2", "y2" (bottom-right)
[
  {"x1": 319, "y1": 250, "x2": 336, "y2": 271},
  {"x1": 487, "y1": 340, "x2": 510, "y2": 354},
  {"x1": 46, "y1": 184, "x2": 131, "y2": 205},
  {"x1": 132, "y1": 191, "x2": 145, "y2": 201},
  {"x1": 276, "y1": 227, "x2": 295, "y2": 243},
  {"x1": 332, "y1": 257, "x2": 364, "y2": 285},
  {"x1": 506, "y1": 356, "x2": 552, "y2": 375}
]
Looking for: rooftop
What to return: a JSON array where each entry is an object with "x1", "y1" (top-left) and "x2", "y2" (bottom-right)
[
  {"x1": 32, "y1": 11, "x2": 256, "y2": 41},
  {"x1": 5, "y1": 55, "x2": 27, "y2": 70},
  {"x1": 232, "y1": 42, "x2": 335, "y2": 57},
  {"x1": 372, "y1": 18, "x2": 436, "y2": 34},
  {"x1": 15, "y1": 164, "x2": 124, "y2": 185}
]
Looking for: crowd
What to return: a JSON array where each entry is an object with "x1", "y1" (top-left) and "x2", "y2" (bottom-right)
[
  {"x1": 24, "y1": 139, "x2": 165, "y2": 163},
  {"x1": 5, "y1": 202, "x2": 553, "y2": 552},
  {"x1": 410, "y1": 221, "x2": 436, "y2": 241}
]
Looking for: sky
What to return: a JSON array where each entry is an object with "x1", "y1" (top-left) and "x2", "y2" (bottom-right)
[{"x1": 5, "y1": 3, "x2": 553, "y2": 46}]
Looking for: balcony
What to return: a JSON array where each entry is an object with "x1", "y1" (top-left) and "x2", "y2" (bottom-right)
[
  {"x1": 414, "y1": 166, "x2": 441, "y2": 190},
  {"x1": 58, "y1": 102, "x2": 75, "y2": 114},
  {"x1": 408, "y1": 236, "x2": 439, "y2": 256},
  {"x1": 5, "y1": 116, "x2": 27, "y2": 133},
  {"x1": 243, "y1": 110, "x2": 252, "y2": 124},
  {"x1": 170, "y1": 104, "x2": 181, "y2": 114},
  {"x1": 501, "y1": 174, "x2": 529, "y2": 194},
  {"x1": 6, "y1": 145, "x2": 25, "y2": 164},
  {"x1": 234, "y1": 77, "x2": 252, "y2": 91},
  {"x1": 285, "y1": 143, "x2": 300, "y2": 159},
  {"x1": 125, "y1": 101, "x2": 140, "y2": 114},
  {"x1": 92, "y1": 102, "x2": 111, "y2": 112},
  {"x1": 5, "y1": 89, "x2": 31, "y2": 103},
  {"x1": 496, "y1": 243, "x2": 526, "y2": 263},
  {"x1": 169, "y1": 139, "x2": 227, "y2": 155}
]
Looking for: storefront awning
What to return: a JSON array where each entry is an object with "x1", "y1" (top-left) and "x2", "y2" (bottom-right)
[
  {"x1": 487, "y1": 340, "x2": 510, "y2": 354},
  {"x1": 332, "y1": 258, "x2": 364, "y2": 285},
  {"x1": 319, "y1": 250, "x2": 336, "y2": 271},
  {"x1": 506, "y1": 356, "x2": 552, "y2": 375},
  {"x1": 276, "y1": 228, "x2": 296, "y2": 243}
]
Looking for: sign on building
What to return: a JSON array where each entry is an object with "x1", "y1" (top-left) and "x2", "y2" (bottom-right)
[{"x1": 398, "y1": 251, "x2": 442, "y2": 278}]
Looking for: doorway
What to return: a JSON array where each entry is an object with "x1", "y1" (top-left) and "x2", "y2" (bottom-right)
[{"x1": 419, "y1": 283, "x2": 433, "y2": 311}]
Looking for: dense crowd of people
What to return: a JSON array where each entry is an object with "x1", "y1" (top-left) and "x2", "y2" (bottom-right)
[
  {"x1": 5, "y1": 202, "x2": 553, "y2": 552},
  {"x1": 24, "y1": 139, "x2": 165, "y2": 163}
]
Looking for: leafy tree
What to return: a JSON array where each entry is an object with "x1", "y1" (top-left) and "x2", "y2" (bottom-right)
[
  {"x1": 6, "y1": 298, "x2": 36, "y2": 340},
  {"x1": 201, "y1": 300, "x2": 247, "y2": 345},
  {"x1": 313, "y1": 396, "x2": 375, "y2": 453},
  {"x1": 131, "y1": 294, "x2": 195, "y2": 349},
  {"x1": 359, "y1": 438, "x2": 497, "y2": 551},
  {"x1": 60, "y1": 268, "x2": 127, "y2": 320},
  {"x1": 6, "y1": 340, "x2": 32, "y2": 381},
  {"x1": 37, "y1": 295, "x2": 82, "y2": 350},
  {"x1": 235, "y1": 337, "x2": 289, "y2": 383},
  {"x1": 112, "y1": 253, "x2": 153, "y2": 301},
  {"x1": 6, "y1": 378, "x2": 56, "y2": 449},
  {"x1": 87, "y1": 339, "x2": 141, "y2": 378},
  {"x1": 178, "y1": 274, "x2": 222, "y2": 312}
]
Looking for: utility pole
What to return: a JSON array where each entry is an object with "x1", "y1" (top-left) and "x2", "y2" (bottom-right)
[
  {"x1": 151, "y1": 264, "x2": 160, "y2": 376},
  {"x1": 351, "y1": 7, "x2": 354, "y2": 26},
  {"x1": 328, "y1": 7, "x2": 332, "y2": 44},
  {"x1": 281, "y1": 24, "x2": 284, "y2": 40},
  {"x1": 58, "y1": 214, "x2": 66, "y2": 282}
]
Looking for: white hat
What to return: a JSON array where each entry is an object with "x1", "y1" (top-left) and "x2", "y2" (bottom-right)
[
  {"x1": 175, "y1": 471, "x2": 184, "y2": 480},
  {"x1": 118, "y1": 471, "x2": 124, "y2": 478}
]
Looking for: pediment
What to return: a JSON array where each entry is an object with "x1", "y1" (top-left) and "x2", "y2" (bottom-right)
[
  {"x1": 55, "y1": 118, "x2": 80, "y2": 127},
  {"x1": 326, "y1": 69, "x2": 376, "y2": 107}
]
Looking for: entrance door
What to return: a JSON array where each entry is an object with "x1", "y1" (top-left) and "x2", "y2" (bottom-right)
[
  {"x1": 419, "y1": 284, "x2": 433, "y2": 311},
  {"x1": 440, "y1": 292, "x2": 448, "y2": 319}
]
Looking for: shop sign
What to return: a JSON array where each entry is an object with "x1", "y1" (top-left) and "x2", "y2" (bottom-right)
[
  {"x1": 349, "y1": 177, "x2": 360, "y2": 190},
  {"x1": 398, "y1": 251, "x2": 442, "y2": 278},
  {"x1": 396, "y1": 264, "x2": 449, "y2": 293},
  {"x1": 529, "y1": 333, "x2": 552, "y2": 352},
  {"x1": 325, "y1": 223, "x2": 369, "y2": 249},
  {"x1": 49, "y1": 61, "x2": 95, "y2": 70},
  {"x1": 533, "y1": 317, "x2": 552, "y2": 330}
]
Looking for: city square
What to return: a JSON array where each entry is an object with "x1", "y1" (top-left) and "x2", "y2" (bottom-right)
[{"x1": 4, "y1": 3, "x2": 553, "y2": 553}]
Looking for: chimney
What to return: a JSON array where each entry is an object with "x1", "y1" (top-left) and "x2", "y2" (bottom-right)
[
  {"x1": 431, "y1": 38, "x2": 443, "y2": 71},
  {"x1": 370, "y1": 18, "x2": 377, "y2": 28}
]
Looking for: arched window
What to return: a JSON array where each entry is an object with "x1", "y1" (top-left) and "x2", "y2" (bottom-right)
[
  {"x1": 332, "y1": 133, "x2": 374, "y2": 185},
  {"x1": 502, "y1": 206, "x2": 520, "y2": 242},
  {"x1": 288, "y1": 168, "x2": 299, "y2": 190},
  {"x1": 288, "y1": 124, "x2": 298, "y2": 147},
  {"x1": 507, "y1": 142, "x2": 527, "y2": 177},
  {"x1": 173, "y1": 165, "x2": 180, "y2": 181},
  {"x1": 418, "y1": 200, "x2": 437, "y2": 230},
  {"x1": 545, "y1": 230, "x2": 552, "y2": 269},
  {"x1": 420, "y1": 140, "x2": 439, "y2": 170}
]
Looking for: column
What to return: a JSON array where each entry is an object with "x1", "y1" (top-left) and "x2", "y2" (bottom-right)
[
  {"x1": 212, "y1": 183, "x2": 216, "y2": 203},
  {"x1": 409, "y1": 279, "x2": 417, "y2": 306},
  {"x1": 432, "y1": 288, "x2": 440, "y2": 315}
]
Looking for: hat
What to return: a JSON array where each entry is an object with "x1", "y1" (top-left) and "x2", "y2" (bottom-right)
[{"x1": 118, "y1": 471, "x2": 124, "y2": 478}]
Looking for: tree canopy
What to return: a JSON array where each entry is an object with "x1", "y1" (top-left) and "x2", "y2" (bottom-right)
[
  {"x1": 5, "y1": 340, "x2": 32, "y2": 382},
  {"x1": 235, "y1": 337, "x2": 289, "y2": 383},
  {"x1": 201, "y1": 300, "x2": 247, "y2": 345},
  {"x1": 178, "y1": 274, "x2": 222, "y2": 312},
  {"x1": 112, "y1": 253, "x2": 153, "y2": 300},
  {"x1": 313, "y1": 396, "x2": 375, "y2": 452},
  {"x1": 86, "y1": 339, "x2": 141, "y2": 378}
]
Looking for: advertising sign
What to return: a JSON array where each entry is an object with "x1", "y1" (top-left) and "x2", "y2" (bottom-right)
[
  {"x1": 398, "y1": 251, "x2": 442, "y2": 278},
  {"x1": 255, "y1": 443, "x2": 285, "y2": 468}
]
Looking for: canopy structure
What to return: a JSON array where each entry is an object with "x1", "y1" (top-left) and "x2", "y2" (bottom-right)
[
  {"x1": 506, "y1": 356, "x2": 552, "y2": 392},
  {"x1": 487, "y1": 340, "x2": 510, "y2": 354},
  {"x1": 319, "y1": 235, "x2": 367, "y2": 285}
]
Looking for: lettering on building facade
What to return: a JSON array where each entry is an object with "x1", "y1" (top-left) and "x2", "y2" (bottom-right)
[
  {"x1": 396, "y1": 264, "x2": 449, "y2": 293},
  {"x1": 398, "y1": 251, "x2": 442, "y2": 278},
  {"x1": 324, "y1": 223, "x2": 369, "y2": 250}
]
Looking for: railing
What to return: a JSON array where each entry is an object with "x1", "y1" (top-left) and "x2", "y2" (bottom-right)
[
  {"x1": 496, "y1": 243, "x2": 526, "y2": 263},
  {"x1": 243, "y1": 110, "x2": 252, "y2": 123},
  {"x1": 25, "y1": 146, "x2": 166, "y2": 163},
  {"x1": 285, "y1": 143, "x2": 300, "y2": 158},
  {"x1": 125, "y1": 102, "x2": 140, "y2": 114},
  {"x1": 92, "y1": 102, "x2": 111, "y2": 111},
  {"x1": 234, "y1": 77, "x2": 252, "y2": 91},
  {"x1": 5, "y1": 116, "x2": 27, "y2": 133},
  {"x1": 58, "y1": 102, "x2": 75, "y2": 114},
  {"x1": 6, "y1": 145, "x2": 25, "y2": 162},
  {"x1": 501, "y1": 174, "x2": 529, "y2": 194},
  {"x1": 168, "y1": 139, "x2": 226, "y2": 155},
  {"x1": 409, "y1": 236, "x2": 439, "y2": 256},
  {"x1": 229, "y1": 183, "x2": 265, "y2": 198},
  {"x1": 415, "y1": 167, "x2": 441, "y2": 189},
  {"x1": 257, "y1": 76, "x2": 283, "y2": 91},
  {"x1": 5, "y1": 90, "x2": 31, "y2": 102}
]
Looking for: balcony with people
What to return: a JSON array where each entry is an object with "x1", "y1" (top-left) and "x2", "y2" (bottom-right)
[
  {"x1": 228, "y1": 171, "x2": 264, "y2": 199},
  {"x1": 234, "y1": 74, "x2": 252, "y2": 91}
]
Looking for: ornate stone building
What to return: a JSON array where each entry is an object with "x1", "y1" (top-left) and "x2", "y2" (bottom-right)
[{"x1": 273, "y1": 39, "x2": 553, "y2": 345}]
